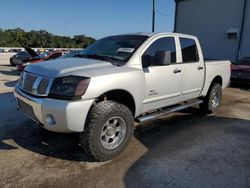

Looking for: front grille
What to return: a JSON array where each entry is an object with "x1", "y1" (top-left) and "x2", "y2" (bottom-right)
[
  {"x1": 18, "y1": 99, "x2": 39, "y2": 122},
  {"x1": 20, "y1": 72, "x2": 52, "y2": 96}
]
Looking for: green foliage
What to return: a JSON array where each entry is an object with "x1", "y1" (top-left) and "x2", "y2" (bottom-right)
[{"x1": 0, "y1": 28, "x2": 95, "y2": 48}]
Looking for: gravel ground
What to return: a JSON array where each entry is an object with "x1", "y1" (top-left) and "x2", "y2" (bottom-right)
[{"x1": 0, "y1": 54, "x2": 249, "y2": 188}]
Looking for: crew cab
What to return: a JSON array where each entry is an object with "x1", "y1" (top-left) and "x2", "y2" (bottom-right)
[{"x1": 14, "y1": 33, "x2": 231, "y2": 161}]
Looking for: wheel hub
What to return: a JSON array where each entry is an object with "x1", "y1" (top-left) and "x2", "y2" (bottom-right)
[
  {"x1": 100, "y1": 116, "x2": 127, "y2": 150},
  {"x1": 107, "y1": 127, "x2": 115, "y2": 136},
  {"x1": 211, "y1": 90, "x2": 220, "y2": 108}
]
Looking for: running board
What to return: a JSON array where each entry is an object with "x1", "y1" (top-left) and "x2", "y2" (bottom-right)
[{"x1": 135, "y1": 99, "x2": 203, "y2": 124}]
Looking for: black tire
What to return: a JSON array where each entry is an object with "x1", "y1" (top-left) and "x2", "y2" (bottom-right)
[
  {"x1": 80, "y1": 101, "x2": 134, "y2": 161},
  {"x1": 10, "y1": 60, "x2": 15, "y2": 66},
  {"x1": 200, "y1": 83, "x2": 222, "y2": 114}
]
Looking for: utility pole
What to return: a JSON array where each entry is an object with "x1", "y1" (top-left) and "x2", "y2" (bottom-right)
[{"x1": 152, "y1": 0, "x2": 155, "y2": 32}]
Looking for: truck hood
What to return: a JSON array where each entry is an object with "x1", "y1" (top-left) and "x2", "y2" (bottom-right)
[{"x1": 24, "y1": 58, "x2": 132, "y2": 78}]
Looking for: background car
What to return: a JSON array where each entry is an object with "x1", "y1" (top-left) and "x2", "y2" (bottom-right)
[
  {"x1": 16, "y1": 47, "x2": 63, "y2": 71},
  {"x1": 58, "y1": 50, "x2": 81, "y2": 59},
  {"x1": 9, "y1": 51, "x2": 31, "y2": 66},
  {"x1": 231, "y1": 57, "x2": 250, "y2": 84},
  {"x1": 8, "y1": 49, "x2": 21, "y2": 53}
]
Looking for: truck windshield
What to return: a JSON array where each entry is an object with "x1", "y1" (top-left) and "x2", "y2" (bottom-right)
[{"x1": 78, "y1": 35, "x2": 148, "y2": 65}]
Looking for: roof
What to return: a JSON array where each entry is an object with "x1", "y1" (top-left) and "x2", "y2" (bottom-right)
[{"x1": 125, "y1": 32, "x2": 197, "y2": 39}]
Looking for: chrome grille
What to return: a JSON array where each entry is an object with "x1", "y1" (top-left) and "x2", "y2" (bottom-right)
[{"x1": 20, "y1": 72, "x2": 52, "y2": 96}]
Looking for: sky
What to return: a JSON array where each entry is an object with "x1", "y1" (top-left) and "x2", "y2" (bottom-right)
[{"x1": 0, "y1": 0, "x2": 175, "y2": 39}]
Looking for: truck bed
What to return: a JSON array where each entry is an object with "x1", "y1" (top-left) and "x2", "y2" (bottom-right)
[{"x1": 200, "y1": 60, "x2": 231, "y2": 96}]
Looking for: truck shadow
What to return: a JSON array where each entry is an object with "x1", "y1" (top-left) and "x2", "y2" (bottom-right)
[
  {"x1": 0, "y1": 92, "x2": 93, "y2": 162},
  {"x1": 0, "y1": 119, "x2": 93, "y2": 162},
  {"x1": 124, "y1": 113, "x2": 250, "y2": 187}
]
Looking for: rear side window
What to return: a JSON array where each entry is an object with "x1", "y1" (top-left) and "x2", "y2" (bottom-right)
[
  {"x1": 142, "y1": 37, "x2": 177, "y2": 65},
  {"x1": 180, "y1": 38, "x2": 199, "y2": 62}
]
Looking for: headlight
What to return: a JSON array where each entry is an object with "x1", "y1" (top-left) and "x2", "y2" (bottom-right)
[{"x1": 49, "y1": 76, "x2": 90, "y2": 100}]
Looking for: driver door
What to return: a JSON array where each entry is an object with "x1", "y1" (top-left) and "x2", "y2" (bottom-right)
[{"x1": 141, "y1": 37, "x2": 182, "y2": 113}]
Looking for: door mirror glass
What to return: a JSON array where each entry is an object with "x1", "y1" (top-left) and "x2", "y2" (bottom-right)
[{"x1": 142, "y1": 54, "x2": 151, "y2": 68}]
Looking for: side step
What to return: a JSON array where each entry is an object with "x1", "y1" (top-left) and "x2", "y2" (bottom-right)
[{"x1": 135, "y1": 99, "x2": 203, "y2": 124}]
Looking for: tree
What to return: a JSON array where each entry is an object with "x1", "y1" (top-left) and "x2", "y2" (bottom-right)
[{"x1": 0, "y1": 28, "x2": 95, "y2": 48}]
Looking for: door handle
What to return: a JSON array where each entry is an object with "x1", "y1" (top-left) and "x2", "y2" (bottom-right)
[
  {"x1": 197, "y1": 66, "x2": 204, "y2": 70},
  {"x1": 173, "y1": 69, "x2": 181, "y2": 74}
]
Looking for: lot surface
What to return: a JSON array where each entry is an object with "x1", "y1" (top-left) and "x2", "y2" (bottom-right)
[{"x1": 0, "y1": 54, "x2": 250, "y2": 188}]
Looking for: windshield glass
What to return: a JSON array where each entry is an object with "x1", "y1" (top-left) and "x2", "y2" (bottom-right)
[{"x1": 78, "y1": 35, "x2": 148, "y2": 64}]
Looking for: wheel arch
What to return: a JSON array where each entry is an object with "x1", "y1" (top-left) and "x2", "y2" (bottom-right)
[
  {"x1": 96, "y1": 89, "x2": 136, "y2": 117},
  {"x1": 200, "y1": 75, "x2": 223, "y2": 97},
  {"x1": 211, "y1": 75, "x2": 223, "y2": 86}
]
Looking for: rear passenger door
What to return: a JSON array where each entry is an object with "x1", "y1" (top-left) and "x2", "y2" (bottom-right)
[{"x1": 179, "y1": 37, "x2": 205, "y2": 101}]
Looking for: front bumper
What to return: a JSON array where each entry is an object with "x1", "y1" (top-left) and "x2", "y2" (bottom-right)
[{"x1": 14, "y1": 85, "x2": 95, "y2": 133}]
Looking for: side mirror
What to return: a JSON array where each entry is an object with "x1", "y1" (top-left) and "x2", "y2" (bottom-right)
[
  {"x1": 153, "y1": 50, "x2": 171, "y2": 66},
  {"x1": 142, "y1": 54, "x2": 151, "y2": 68}
]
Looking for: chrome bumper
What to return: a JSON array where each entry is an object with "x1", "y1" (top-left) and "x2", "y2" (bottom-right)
[{"x1": 14, "y1": 85, "x2": 95, "y2": 133}]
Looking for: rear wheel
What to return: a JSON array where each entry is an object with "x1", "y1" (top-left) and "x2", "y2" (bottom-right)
[
  {"x1": 80, "y1": 101, "x2": 134, "y2": 161},
  {"x1": 200, "y1": 83, "x2": 222, "y2": 114}
]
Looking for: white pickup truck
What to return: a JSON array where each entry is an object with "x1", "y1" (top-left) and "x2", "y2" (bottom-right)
[{"x1": 14, "y1": 33, "x2": 231, "y2": 161}]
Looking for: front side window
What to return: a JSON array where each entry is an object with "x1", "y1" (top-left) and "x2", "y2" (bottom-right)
[
  {"x1": 180, "y1": 38, "x2": 199, "y2": 62},
  {"x1": 142, "y1": 37, "x2": 177, "y2": 66}
]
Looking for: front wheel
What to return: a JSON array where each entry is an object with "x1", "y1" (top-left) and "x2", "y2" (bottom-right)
[
  {"x1": 199, "y1": 83, "x2": 222, "y2": 114},
  {"x1": 80, "y1": 101, "x2": 134, "y2": 161}
]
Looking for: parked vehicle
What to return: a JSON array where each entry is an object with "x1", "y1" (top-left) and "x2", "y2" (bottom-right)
[
  {"x1": 16, "y1": 47, "x2": 63, "y2": 71},
  {"x1": 8, "y1": 48, "x2": 21, "y2": 53},
  {"x1": 231, "y1": 57, "x2": 250, "y2": 84},
  {"x1": 9, "y1": 51, "x2": 31, "y2": 66},
  {"x1": 14, "y1": 33, "x2": 231, "y2": 161},
  {"x1": 59, "y1": 50, "x2": 81, "y2": 59}
]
